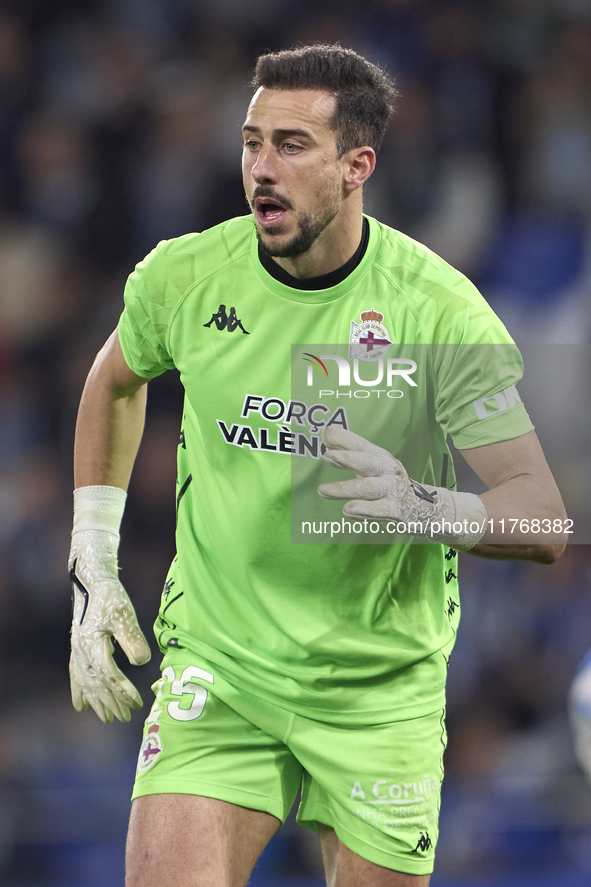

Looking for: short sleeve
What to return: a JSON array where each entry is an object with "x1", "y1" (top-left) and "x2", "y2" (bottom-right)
[
  {"x1": 117, "y1": 241, "x2": 186, "y2": 378},
  {"x1": 433, "y1": 342, "x2": 534, "y2": 449}
]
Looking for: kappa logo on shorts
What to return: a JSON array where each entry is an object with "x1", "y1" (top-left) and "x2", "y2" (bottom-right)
[
  {"x1": 137, "y1": 724, "x2": 163, "y2": 772},
  {"x1": 413, "y1": 831, "x2": 433, "y2": 853}
]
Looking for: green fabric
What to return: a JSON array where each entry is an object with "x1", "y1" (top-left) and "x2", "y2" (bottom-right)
[
  {"x1": 133, "y1": 647, "x2": 445, "y2": 876},
  {"x1": 118, "y1": 215, "x2": 533, "y2": 724}
]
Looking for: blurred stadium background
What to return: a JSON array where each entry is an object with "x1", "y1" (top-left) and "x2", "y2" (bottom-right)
[{"x1": 0, "y1": 0, "x2": 590, "y2": 884}]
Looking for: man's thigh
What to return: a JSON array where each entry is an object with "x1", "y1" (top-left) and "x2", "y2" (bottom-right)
[
  {"x1": 129, "y1": 650, "x2": 303, "y2": 885},
  {"x1": 292, "y1": 708, "x2": 447, "y2": 878},
  {"x1": 132, "y1": 650, "x2": 303, "y2": 818},
  {"x1": 126, "y1": 794, "x2": 280, "y2": 887},
  {"x1": 318, "y1": 824, "x2": 430, "y2": 887}
]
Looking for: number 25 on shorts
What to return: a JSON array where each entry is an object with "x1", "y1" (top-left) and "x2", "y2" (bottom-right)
[{"x1": 146, "y1": 665, "x2": 214, "y2": 724}]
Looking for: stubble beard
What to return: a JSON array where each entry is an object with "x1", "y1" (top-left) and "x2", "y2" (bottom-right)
[
  {"x1": 256, "y1": 205, "x2": 340, "y2": 259},
  {"x1": 252, "y1": 180, "x2": 342, "y2": 260}
]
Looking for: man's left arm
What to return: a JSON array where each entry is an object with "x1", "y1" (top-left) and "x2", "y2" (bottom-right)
[
  {"x1": 318, "y1": 427, "x2": 567, "y2": 564},
  {"x1": 459, "y1": 430, "x2": 567, "y2": 564}
]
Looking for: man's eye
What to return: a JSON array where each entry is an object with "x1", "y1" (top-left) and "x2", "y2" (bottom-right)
[
  {"x1": 244, "y1": 140, "x2": 260, "y2": 150},
  {"x1": 283, "y1": 143, "x2": 301, "y2": 153}
]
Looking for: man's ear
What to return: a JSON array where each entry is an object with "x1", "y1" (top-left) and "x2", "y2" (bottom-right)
[{"x1": 342, "y1": 146, "x2": 376, "y2": 192}]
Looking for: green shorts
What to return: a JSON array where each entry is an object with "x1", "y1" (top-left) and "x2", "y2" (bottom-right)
[{"x1": 132, "y1": 647, "x2": 447, "y2": 876}]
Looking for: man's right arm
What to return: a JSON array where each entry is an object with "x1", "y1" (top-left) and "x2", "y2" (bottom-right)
[
  {"x1": 74, "y1": 329, "x2": 149, "y2": 489},
  {"x1": 69, "y1": 329, "x2": 152, "y2": 724}
]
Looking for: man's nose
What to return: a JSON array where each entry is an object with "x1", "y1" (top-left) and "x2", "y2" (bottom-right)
[{"x1": 251, "y1": 145, "x2": 278, "y2": 183}]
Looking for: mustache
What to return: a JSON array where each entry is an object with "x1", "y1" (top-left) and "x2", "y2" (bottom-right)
[{"x1": 251, "y1": 186, "x2": 293, "y2": 211}]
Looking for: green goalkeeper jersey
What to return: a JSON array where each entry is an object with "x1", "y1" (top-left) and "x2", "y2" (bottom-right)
[{"x1": 118, "y1": 215, "x2": 533, "y2": 724}]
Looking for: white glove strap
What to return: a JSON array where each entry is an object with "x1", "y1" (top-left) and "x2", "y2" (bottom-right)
[
  {"x1": 440, "y1": 491, "x2": 488, "y2": 551},
  {"x1": 73, "y1": 485, "x2": 126, "y2": 537}
]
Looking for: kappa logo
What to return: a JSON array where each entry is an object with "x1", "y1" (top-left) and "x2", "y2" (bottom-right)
[
  {"x1": 349, "y1": 308, "x2": 392, "y2": 362},
  {"x1": 413, "y1": 831, "x2": 433, "y2": 853},
  {"x1": 204, "y1": 304, "x2": 249, "y2": 334},
  {"x1": 137, "y1": 725, "x2": 163, "y2": 772}
]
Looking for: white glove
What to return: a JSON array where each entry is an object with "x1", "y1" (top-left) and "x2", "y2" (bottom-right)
[
  {"x1": 69, "y1": 486, "x2": 151, "y2": 723},
  {"x1": 570, "y1": 652, "x2": 591, "y2": 784},
  {"x1": 318, "y1": 427, "x2": 487, "y2": 550}
]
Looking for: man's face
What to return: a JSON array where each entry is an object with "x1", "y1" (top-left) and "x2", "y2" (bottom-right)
[{"x1": 242, "y1": 88, "x2": 344, "y2": 259}]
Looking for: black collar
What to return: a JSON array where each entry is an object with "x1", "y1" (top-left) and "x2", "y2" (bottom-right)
[{"x1": 257, "y1": 217, "x2": 370, "y2": 290}]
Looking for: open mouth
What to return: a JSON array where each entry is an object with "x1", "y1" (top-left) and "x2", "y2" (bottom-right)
[{"x1": 254, "y1": 197, "x2": 288, "y2": 229}]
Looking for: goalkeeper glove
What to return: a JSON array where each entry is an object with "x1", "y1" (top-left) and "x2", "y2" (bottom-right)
[
  {"x1": 69, "y1": 486, "x2": 151, "y2": 723},
  {"x1": 318, "y1": 427, "x2": 487, "y2": 550}
]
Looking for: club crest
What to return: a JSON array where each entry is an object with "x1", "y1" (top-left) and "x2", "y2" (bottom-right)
[
  {"x1": 349, "y1": 308, "x2": 392, "y2": 361},
  {"x1": 137, "y1": 724, "x2": 163, "y2": 772}
]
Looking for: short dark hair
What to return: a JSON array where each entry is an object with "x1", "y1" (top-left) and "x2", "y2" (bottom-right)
[{"x1": 252, "y1": 44, "x2": 398, "y2": 156}]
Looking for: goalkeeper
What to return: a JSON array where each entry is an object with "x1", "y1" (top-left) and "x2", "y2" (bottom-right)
[{"x1": 69, "y1": 44, "x2": 567, "y2": 887}]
